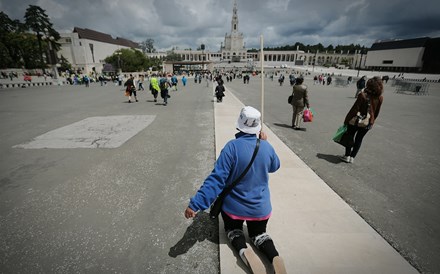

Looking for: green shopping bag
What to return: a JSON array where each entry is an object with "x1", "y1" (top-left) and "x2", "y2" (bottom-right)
[
  {"x1": 333, "y1": 125, "x2": 347, "y2": 142},
  {"x1": 333, "y1": 125, "x2": 354, "y2": 147}
]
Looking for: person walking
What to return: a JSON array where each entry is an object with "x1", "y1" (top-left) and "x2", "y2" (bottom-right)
[
  {"x1": 184, "y1": 106, "x2": 287, "y2": 274},
  {"x1": 159, "y1": 75, "x2": 171, "y2": 106},
  {"x1": 118, "y1": 74, "x2": 123, "y2": 86},
  {"x1": 355, "y1": 76, "x2": 366, "y2": 97},
  {"x1": 149, "y1": 75, "x2": 160, "y2": 102},
  {"x1": 340, "y1": 76, "x2": 384, "y2": 163},
  {"x1": 215, "y1": 81, "x2": 225, "y2": 102},
  {"x1": 138, "y1": 75, "x2": 145, "y2": 91},
  {"x1": 289, "y1": 77, "x2": 310, "y2": 130},
  {"x1": 83, "y1": 75, "x2": 90, "y2": 87},
  {"x1": 289, "y1": 73, "x2": 296, "y2": 86},
  {"x1": 181, "y1": 75, "x2": 187, "y2": 86},
  {"x1": 326, "y1": 75, "x2": 332, "y2": 85},
  {"x1": 171, "y1": 74, "x2": 178, "y2": 91},
  {"x1": 278, "y1": 74, "x2": 284, "y2": 86},
  {"x1": 124, "y1": 74, "x2": 138, "y2": 103}
]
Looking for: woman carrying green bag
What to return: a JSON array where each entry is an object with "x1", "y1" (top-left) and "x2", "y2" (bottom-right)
[{"x1": 339, "y1": 77, "x2": 384, "y2": 163}]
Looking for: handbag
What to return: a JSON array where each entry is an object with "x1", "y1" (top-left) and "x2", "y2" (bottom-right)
[
  {"x1": 288, "y1": 89, "x2": 294, "y2": 104},
  {"x1": 209, "y1": 139, "x2": 260, "y2": 219},
  {"x1": 333, "y1": 125, "x2": 347, "y2": 142},
  {"x1": 334, "y1": 128, "x2": 354, "y2": 148},
  {"x1": 303, "y1": 108, "x2": 313, "y2": 122},
  {"x1": 349, "y1": 96, "x2": 370, "y2": 127}
]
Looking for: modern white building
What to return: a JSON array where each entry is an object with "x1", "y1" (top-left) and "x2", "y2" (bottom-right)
[
  {"x1": 365, "y1": 37, "x2": 440, "y2": 73},
  {"x1": 58, "y1": 27, "x2": 140, "y2": 74}
]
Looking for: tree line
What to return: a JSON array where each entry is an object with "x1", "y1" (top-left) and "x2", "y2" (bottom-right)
[
  {"x1": 248, "y1": 42, "x2": 368, "y2": 54},
  {"x1": 0, "y1": 5, "x2": 161, "y2": 73},
  {"x1": 0, "y1": 6, "x2": 68, "y2": 71}
]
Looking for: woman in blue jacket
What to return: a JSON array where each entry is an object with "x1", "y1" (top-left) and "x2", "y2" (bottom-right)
[{"x1": 185, "y1": 106, "x2": 287, "y2": 273}]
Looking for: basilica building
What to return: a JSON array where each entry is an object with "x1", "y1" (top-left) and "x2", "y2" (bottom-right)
[{"x1": 220, "y1": 0, "x2": 247, "y2": 62}]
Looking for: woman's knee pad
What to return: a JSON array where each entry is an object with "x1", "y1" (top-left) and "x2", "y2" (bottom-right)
[
  {"x1": 227, "y1": 229, "x2": 247, "y2": 251},
  {"x1": 251, "y1": 233, "x2": 279, "y2": 262}
]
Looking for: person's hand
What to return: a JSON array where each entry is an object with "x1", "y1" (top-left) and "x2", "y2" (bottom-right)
[
  {"x1": 184, "y1": 207, "x2": 197, "y2": 219},
  {"x1": 259, "y1": 131, "x2": 267, "y2": 140}
]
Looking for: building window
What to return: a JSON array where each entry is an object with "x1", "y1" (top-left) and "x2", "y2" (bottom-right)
[
  {"x1": 66, "y1": 38, "x2": 71, "y2": 43},
  {"x1": 383, "y1": 60, "x2": 393, "y2": 64}
]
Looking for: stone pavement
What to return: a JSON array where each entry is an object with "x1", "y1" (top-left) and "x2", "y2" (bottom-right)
[{"x1": 214, "y1": 88, "x2": 419, "y2": 273}]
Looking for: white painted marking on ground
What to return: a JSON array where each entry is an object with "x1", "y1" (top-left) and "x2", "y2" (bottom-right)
[{"x1": 14, "y1": 115, "x2": 156, "y2": 149}]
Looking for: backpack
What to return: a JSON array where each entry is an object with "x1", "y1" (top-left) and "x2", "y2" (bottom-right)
[{"x1": 159, "y1": 78, "x2": 167, "y2": 90}]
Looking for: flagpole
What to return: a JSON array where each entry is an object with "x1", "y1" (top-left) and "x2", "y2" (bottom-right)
[{"x1": 260, "y1": 35, "x2": 264, "y2": 129}]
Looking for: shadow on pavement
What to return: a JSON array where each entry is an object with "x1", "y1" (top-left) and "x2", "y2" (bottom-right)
[
  {"x1": 168, "y1": 212, "x2": 219, "y2": 258},
  {"x1": 316, "y1": 153, "x2": 343, "y2": 164},
  {"x1": 273, "y1": 123, "x2": 292, "y2": 129}
]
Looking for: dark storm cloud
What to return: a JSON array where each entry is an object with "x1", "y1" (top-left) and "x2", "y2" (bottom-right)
[{"x1": 1, "y1": 0, "x2": 439, "y2": 51}]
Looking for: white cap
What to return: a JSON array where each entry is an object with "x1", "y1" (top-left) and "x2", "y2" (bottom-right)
[{"x1": 236, "y1": 106, "x2": 261, "y2": 134}]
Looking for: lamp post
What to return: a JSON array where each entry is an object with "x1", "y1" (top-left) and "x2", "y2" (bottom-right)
[
  {"x1": 312, "y1": 50, "x2": 318, "y2": 72},
  {"x1": 116, "y1": 51, "x2": 122, "y2": 74}
]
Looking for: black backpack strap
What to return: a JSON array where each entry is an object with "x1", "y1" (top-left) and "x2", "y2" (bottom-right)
[{"x1": 217, "y1": 139, "x2": 260, "y2": 199}]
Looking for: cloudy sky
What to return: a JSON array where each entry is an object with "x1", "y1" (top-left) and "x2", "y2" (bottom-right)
[{"x1": 2, "y1": 0, "x2": 440, "y2": 51}]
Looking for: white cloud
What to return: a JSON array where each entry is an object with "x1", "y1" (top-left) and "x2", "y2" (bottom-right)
[{"x1": 1, "y1": 0, "x2": 439, "y2": 51}]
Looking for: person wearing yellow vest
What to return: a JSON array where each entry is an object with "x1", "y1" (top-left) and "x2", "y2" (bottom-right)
[{"x1": 149, "y1": 75, "x2": 160, "y2": 102}]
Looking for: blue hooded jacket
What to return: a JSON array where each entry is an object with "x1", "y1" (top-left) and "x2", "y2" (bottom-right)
[{"x1": 189, "y1": 132, "x2": 280, "y2": 219}]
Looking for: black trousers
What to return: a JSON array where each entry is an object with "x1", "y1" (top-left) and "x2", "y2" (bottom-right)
[
  {"x1": 345, "y1": 124, "x2": 369, "y2": 158},
  {"x1": 221, "y1": 211, "x2": 279, "y2": 262},
  {"x1": 222, "y1": 211, "x2": 268, "y2": 239}
]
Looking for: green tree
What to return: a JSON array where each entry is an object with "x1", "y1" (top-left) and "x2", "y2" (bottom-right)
[
  {"x1": 139, "y1": 38, "x2": 156, "y2": 53},
  {"x1": 0, "y1": 12, "x2": 16, "y2": 68},
  {"x1": 24, "y1": 5, "x2": 60, "y2": 71},
  {"x1": 105, "y1": 48, "x2": 158, "y2": 72},
  {"x1": 164, "y1": 51, "x2": 182, "y2": 62},
  {"x1": 57, "y1": 55, "x2": 72, "y2": 72}
]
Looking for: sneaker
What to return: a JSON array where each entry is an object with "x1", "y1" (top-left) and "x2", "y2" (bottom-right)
[
  {"x1": 349, "y1": 157, "x2": 354, "y2": 163},
  {"x1": 128, "y1": 100, "x2": 131, "y2": 103},
  {"x1": 273, "y1": 256, "x2": 287, "y2": 274},
  {"x1": 340, "y1": 155, "x2": 350, "y2": 163},
  {"x1": 135, "y1": 99, "x2": 138, "y2": 102},
  {"x1": 239, "y1": 248, "x2": 265, "y2": 274},
  {"x1": 154, "y1": 99, "x2": 157, "y2": 102}
]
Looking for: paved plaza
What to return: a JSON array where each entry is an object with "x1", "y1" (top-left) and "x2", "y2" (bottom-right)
[{"x1": 0, "y1": 71, "x2": 439, "y2": 273}]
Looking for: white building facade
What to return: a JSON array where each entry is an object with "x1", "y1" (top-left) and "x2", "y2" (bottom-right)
[
  {"x1": 58, "y1": 27, "x2": 140, "y2": 74},
  {"x1": 365, "y1": 38, "x2": 429, "y2": 72}
]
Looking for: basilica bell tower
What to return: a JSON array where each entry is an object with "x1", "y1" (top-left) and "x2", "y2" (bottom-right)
[{"x1": 221, "y1": 0, "x2": 247, "y2": 62}]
